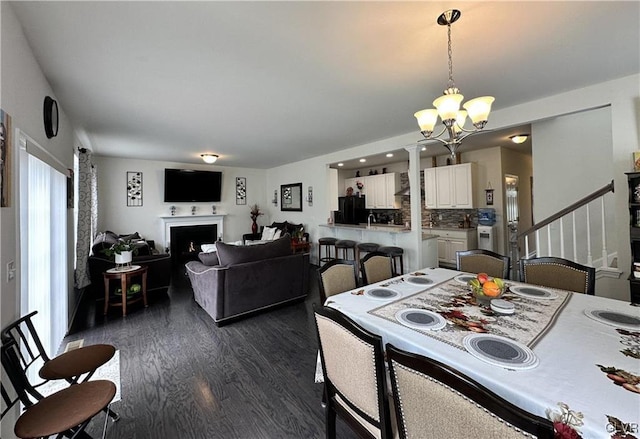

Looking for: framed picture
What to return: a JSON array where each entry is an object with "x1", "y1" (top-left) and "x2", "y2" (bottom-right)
[
  {"x1": 236, "y1": 177, "x2": 246, "y2": 205},
  {"x1": 485, "y1": 188, "x2": 494, "y2": 206},
  {"x1": 633, "y1": 152, "x2": 640, "y2": 171},
  {"x1": 281, "y1": 182, "x2": 302, "y2": 212},
  {"x1": 126, "y1": 171, "x2": 143, "y2": 206}
]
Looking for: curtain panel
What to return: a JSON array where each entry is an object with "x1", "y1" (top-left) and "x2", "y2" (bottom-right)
[{"x1": 74, "y1": 149, "x2": 97, "y2": 289}]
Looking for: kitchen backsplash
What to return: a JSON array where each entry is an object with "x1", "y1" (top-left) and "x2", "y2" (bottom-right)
[{"x1": 399, "y1": 172, "x2": 479, "y2": 229}]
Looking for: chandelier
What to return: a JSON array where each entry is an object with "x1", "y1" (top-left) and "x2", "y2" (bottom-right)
[{"x1": 414, "y1": 9, "x2": 494, "y2": 160}]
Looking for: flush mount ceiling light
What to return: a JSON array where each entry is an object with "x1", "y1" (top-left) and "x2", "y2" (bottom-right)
[
  {"x1": 509, "y1": 134, "x2": 529, "y2": 144},
  {"x1": 200, "y1": 154, "x2": 219, "y2": 164},
  {"x1": 359, "y1": 158, "x2": 366, "y2": 162},
  {"x1": 414, "y1": 9, "x2": 494, "y2": 161},
  {"x1": 386, "y1": 153, "x2": 394, "y2": 158},
  {"x1": 337, "y1": 163, "x2": 344, "y2": 167}
]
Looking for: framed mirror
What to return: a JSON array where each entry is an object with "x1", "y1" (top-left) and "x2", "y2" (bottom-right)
[{"x1": 281, "y1": 182, "x2": 302, "y2": 212}]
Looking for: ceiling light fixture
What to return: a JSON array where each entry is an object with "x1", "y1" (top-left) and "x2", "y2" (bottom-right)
[
  {"x1": 359, "y1": 158, "x2": 366, "y2": 163},
  {"x1": 386, "y1": 153, "x2": 394, "y2": 158},
  {"x1": 509, "y1": 134, "x2": 529, "y2": 144},
  {"x1": 201, "y1": 154, "x2": 218, "y2": 164},
  {"x1": 414, "y1": 9, "x2": 494, "y2": 161},
  {"x1": 337, "y1": 163, "x2": 344, "y2": 167}
]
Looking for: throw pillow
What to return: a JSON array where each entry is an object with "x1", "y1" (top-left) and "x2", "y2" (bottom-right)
[
  {"x1": 273, "y1": 229, "x2": 282, "y2": 240},
  {"x1": 198, "y1": 252, "x2": 220, "y2": 266},
  {"x1": 261, "y1": 226, "x2": 277, "y2": 241},
  {"x1": 216, "y1": 235, "x2": 291, "y2": 266},
  {"x1": 201, "y1": 243, "x2": 217, "y2": 253}
]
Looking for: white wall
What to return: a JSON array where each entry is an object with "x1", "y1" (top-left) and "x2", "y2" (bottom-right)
[{"x1": 94, "y1": 156, "x2": 267, "y2": 246}]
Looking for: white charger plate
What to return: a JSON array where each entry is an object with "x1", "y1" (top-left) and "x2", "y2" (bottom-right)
[
  {"x1": 454, "y1": 274, "x2": 476, "y2": 285},
  {"x1": 463, "y1": 334, "x2": 539, "y2": 370},
  {"x1": 364, "y1": 288, "x2": 400, "y2": 301},
  {"x1": 395, "y1": 308, "x2": 446, "y2": 331},
  {"x1": 406, "y1": 276, "x2": 434, "y2": 286},
  {"x1": 583, "y1": 309, "x2": 640, "y2": 330},
  {"x1": 510, "y1": 285, "x2": 558, "y2": 300}
]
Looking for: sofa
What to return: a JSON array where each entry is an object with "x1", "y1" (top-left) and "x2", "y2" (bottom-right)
[
  {"x1": 242, "y1": 221, "x2": 309, "y2": 245},
  {"x1": 185, "y1": 235, "x2": 309, "y2": 326},
  {"x1": 87, "y1": 231, "x2": 172, "y2": 300}
]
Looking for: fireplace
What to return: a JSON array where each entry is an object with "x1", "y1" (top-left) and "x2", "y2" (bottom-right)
[{"x1": 170, "y1": 224, "x2": 217, "y2": 267}]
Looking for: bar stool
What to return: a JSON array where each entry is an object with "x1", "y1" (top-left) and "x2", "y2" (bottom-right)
[
  {"x1": 318, "y1": 237, "x2": 338, "y2": 265},
  {"x1": 356, "y1": 242, "x2": 380, "y2": 264},
  {"x1": 378, "y1": 246, "x2": 404, "y2": 275},
  {"x1": 335, "y1": 239, "x2": 357, "y2": 261}
]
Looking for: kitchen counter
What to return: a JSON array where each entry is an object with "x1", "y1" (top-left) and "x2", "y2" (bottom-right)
[{"x1": 320, "y1": 223, "x2": 410, "y2": 234}]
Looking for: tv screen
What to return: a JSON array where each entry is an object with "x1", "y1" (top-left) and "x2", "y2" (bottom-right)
[{"x1": 164, "y1": 168, "x2": 222, "y2": 202}]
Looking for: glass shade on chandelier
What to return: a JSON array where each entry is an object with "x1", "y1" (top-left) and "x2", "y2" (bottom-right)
[{"x1": 414, "y1": 9, "x2": 495, "y2": 160}]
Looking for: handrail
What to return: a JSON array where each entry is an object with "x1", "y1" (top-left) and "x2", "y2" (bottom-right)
[{"x1": 517, "y1": 180, "x2": 614, "y2": 239}]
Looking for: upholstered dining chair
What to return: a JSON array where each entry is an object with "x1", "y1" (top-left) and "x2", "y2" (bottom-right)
[
  {"x1": 314, "y1": 305, "x2": 395, "y2": 439},
  {"x1": 318, "y1": 259, "x2": 359, "y2": 304},
  {"x1": 2, "y1": 341, "x2": 117, "y2": 439},
  {"x1": 456, "y1": 249, "x2": 510, "y2": 279},
  {"x1": 386, "y1": 343, "x2": 554, "y2": 439},
  {"x1": 360, "y1": 251, "x2": 394, "y2": 285},
  {"x1": 1, "y1": 311, "x2": 120, "y2": 420},
  {"x1": 519, "y1": 256, "x2": 595, "y2": 295}
]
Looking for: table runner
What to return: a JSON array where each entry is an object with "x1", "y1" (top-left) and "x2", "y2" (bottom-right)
[{"x1": 368, "y1": 278, "x2": 572, "y2": 350}]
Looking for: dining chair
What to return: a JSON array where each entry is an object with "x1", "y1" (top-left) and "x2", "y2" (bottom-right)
[
  {"x1": 2, "y1": 341, "x2": 117, "y2": 439},
  {"x1": 519, "y1": 256, "x2": 595, "y2": 295},
  {"x1": 456, "y1": 249, "x2": 510, "y2": 279},
  {"x1": 0, "y1": 310, "x2": 120, "y2": 420},
  {"x1": 360, "y1": 251, "x2": 393, "y2": 285},
  {"x1": 313, "y1": 305, "x2": 394, "y2": 439},
  {"x1": 386, "y1": 343, "x2": 555, "y2": 439},
  {"x1": 317, "y1": 259, "x2": 359, "y2": 304}
]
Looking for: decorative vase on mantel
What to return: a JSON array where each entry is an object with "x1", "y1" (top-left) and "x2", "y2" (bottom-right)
[{"x1": 251, "y1": 219, "x2": 258, "y2": 234}]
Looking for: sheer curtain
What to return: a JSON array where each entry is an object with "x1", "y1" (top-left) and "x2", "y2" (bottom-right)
[
  {"x1": 19, "y1": 133, "x2": 68, "y2": 356},
  {"x1": 74, "y1": 148, "x2": 97, "y2": 289}
]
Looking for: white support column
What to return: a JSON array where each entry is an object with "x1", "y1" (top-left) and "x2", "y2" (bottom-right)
[{"x1": 405, "y1": 145, "x2": 423, "y2": 270}]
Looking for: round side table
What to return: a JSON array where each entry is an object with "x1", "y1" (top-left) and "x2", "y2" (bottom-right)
[{"x1": 103, "y1": 265, "x2": 148, "y2": 316}]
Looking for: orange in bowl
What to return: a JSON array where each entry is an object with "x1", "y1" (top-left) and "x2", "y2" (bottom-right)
[{"x1": 482, "y1": 281, "x2": 502, "y2": 297}]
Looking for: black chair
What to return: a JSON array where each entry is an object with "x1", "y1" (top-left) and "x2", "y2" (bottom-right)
[
  {"x1": 360, "y1": 251, "x2": 393, "y2": 285},
  {"x1": 519, "y1": 256, "x2": 596, "y2": 295},
  {"x1": 386, "y1": 343, "x2": 554, "y2": 439},
  {"x1": 317, "y1": 259, "x2": 359, "y2": 304},
  {"x1": 1, "y1": 311, "x2": 119, "y2": 420},
  {"x1": 456, "y1": 249, "x2": 510, "y2": 279},
  {"x1": 314, "y1": 306, "x2": 394, "y2": 439},
  {"x1": 2, "y1": 341, "x2": 116, "y2": 439},
  {"x1": 378, "y1": 246, "x2": 404, "y2": 276}
]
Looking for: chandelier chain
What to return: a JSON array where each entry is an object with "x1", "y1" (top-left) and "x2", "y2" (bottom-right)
[{"x1": 447, "y1": 23, "x2": 455, "y2": 90}]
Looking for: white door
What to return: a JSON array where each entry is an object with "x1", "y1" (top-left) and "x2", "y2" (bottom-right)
[{"x1": 435, "y1": 167, "x2": 453, "y2": 207}]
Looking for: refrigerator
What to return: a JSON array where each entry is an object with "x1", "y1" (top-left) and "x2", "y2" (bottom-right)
[{"x1": 336, "y1": 196, "x2": 367, "y2": 224}]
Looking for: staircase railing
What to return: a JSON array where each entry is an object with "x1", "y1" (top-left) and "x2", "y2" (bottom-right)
[{"x1": 509, "y1": 180, "x2": 615, "y2": 279}]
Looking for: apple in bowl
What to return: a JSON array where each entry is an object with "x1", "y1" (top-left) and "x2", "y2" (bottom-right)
[{"x1": 468, "y1": 273, "x2": 506, "y2": 305}]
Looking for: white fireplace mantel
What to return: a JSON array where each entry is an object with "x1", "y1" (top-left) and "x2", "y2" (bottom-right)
[{"x1": 159, "y1": 214, "x2": 226, "y2": 248}]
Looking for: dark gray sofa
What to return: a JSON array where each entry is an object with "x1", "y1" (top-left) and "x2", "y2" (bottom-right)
[{"x1": 185, "y1": 235, "x2": 309, "y2": 326}]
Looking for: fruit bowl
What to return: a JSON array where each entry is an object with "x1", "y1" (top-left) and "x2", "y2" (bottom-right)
[{"x1": 468, "y1": 274, "x2": 506, "y2": 306}]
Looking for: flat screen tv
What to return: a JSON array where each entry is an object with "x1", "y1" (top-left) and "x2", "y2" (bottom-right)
[{"x1": 164, "y1": 168, "x2": 222, "y2": 202}]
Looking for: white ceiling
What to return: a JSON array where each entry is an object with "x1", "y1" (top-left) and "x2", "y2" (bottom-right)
[{"x1": 10, "y1": 1, "x2": 639, "y2": 169}]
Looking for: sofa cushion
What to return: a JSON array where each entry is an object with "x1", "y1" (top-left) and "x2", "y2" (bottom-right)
[
  {"x1": 261, "y1": 226, "x2": 278, "y2": 241},
  {"x1": 216, "y1": 235, "x2": 291, "y2": 266},
  {"x1": 91, "y1": 232, "x2": 120, "y2": 255},
  {"x1": 198, "y1": 252, "x2": 220, "y2": 266}
]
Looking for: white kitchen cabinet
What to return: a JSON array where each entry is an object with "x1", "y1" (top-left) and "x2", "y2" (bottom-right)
[
  {"x1": 424, "y1": 163, "x2": 475, "y2": 209},
  {"x1": 429, "y1": 228, "x2": 478, "y2": 266},
  {"x1": 348, "y1": 173, "x2": 400, "y2": 209}
]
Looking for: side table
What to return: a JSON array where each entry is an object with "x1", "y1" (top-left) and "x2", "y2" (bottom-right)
[{"x1": 103, "y1": 265, "x2": 148, "y2": 316}]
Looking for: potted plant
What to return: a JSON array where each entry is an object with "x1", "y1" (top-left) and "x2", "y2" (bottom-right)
[{"x1": 102, "y1": 240, "x2": 138, "y2": 266}]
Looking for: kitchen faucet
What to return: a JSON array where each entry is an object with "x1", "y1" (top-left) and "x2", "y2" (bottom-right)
[{"x1": 367, "y1": 211, "x2": 376, "y2": 229}]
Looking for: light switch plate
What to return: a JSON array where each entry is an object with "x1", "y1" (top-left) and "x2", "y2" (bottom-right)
[{"x1": 7, "y1": 260, "x2": 16, "y2": 282}]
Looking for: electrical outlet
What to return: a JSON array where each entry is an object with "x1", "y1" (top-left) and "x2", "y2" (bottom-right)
[
  {"x1": 438, "y1": 214, "x2": 443, "y2": 221},
  {"x1": 7, "y1": 261, "x2": 16, "y2": 282}
]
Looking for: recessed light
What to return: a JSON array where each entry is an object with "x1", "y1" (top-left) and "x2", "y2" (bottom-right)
[
  {"x1": 359, "y1": 158, "x2": 366, "y2": 163},
  {"x1": 386, "y1": 153, "x2": 393, "y2": 158},
  {"x1": 337, "y1": 163, "x2": 344, "y2": 167},
  {"x1": 421, "y1": 146, "x2": 426, "y2": 151}
]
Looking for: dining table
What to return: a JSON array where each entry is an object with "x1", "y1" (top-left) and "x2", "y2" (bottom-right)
[{"x1": 323, "y1": 267, "x2": 640, "y2": 439}]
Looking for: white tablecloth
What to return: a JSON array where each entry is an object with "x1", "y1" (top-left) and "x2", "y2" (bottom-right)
[{"x1": 325, "y1": 267, "x2": 640, "y2": 439}]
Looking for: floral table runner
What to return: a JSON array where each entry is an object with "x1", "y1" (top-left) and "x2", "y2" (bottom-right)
[{"x1": 368, "y1": 278, "x2": 572, "y2": 350}]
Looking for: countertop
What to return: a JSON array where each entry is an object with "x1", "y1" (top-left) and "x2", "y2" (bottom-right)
[{"x1": 320, "y1": 223, "x2": 410, "y2": 234}]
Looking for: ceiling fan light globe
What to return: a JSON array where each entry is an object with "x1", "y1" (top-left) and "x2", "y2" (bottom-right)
[
  {"x1": 463, "y1": 96, "x2": 494, "y2": 125},
  {"x1": 434, "y1": 93, "x2": 463, "y2": 122}
]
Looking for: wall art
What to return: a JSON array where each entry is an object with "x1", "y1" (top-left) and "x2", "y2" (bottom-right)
[
  {"x1": 0, "y1": 109, "x2": 12, "y2": 207},
  {"x1": 236, "y1": 177, "x2": 246, "y2": 205},
  {"x1": 126, "y1": 171, "x2": 143, "y2": 206}
]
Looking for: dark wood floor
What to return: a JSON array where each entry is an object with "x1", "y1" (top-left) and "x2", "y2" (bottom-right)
[{"x1": 68, "y1": 265, "x2": 359, "y2": 438}]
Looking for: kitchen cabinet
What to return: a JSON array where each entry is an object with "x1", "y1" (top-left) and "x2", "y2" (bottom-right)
[
  {"x1": 346, "y1": 173, "x2": 400, "y2": 209},
  {"x1": 428, "y1": 228, "x2": 478, "y2": 267},
  {"x1": 424, "y1": 163, "x2": 475, "y2": 209}
]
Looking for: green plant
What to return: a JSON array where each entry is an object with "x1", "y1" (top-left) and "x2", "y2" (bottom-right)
[{"x1": 101, "y1": 240, "x2": 139, "y2": 257}]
